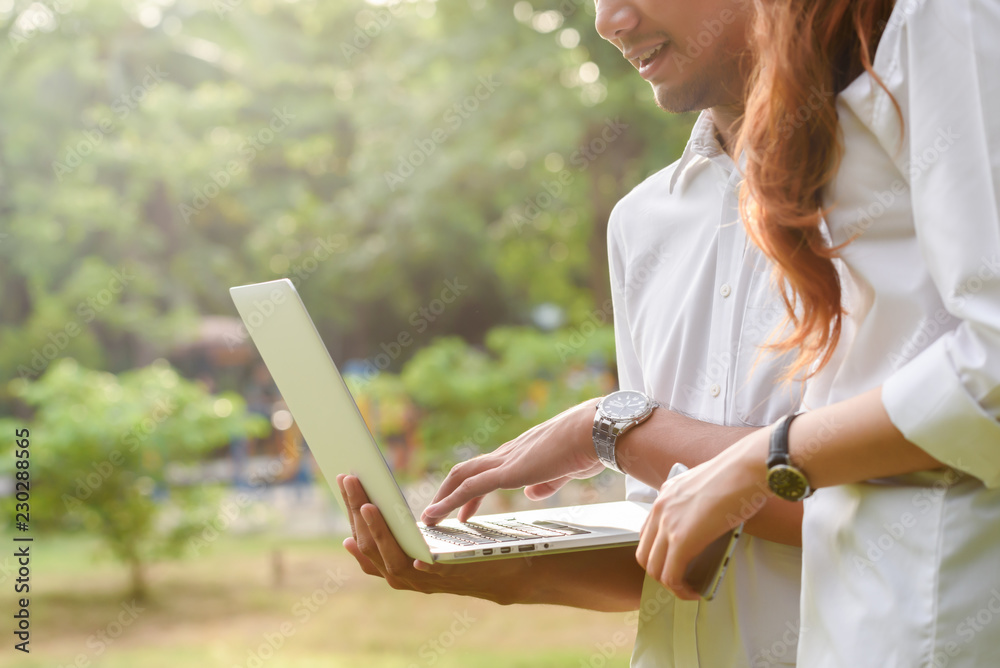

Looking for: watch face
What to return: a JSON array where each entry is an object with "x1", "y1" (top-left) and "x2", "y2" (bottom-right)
[
  {"x1": 599, "y1": 390, "x2": 651, "y2": 420},
  {"x1": 766, "y1": 466, "x2": 810, "y2": 501}
]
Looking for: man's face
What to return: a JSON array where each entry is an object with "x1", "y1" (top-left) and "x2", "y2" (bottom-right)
[{"x1": 594, "y1": 0, "x2": 751, "y2": 113}]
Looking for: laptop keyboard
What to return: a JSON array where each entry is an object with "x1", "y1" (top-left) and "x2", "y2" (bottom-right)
[{"x1": 421, "y1": 520, "x2": 591, "y2": 547}]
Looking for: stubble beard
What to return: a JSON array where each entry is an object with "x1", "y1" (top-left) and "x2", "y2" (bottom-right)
[{"x1": 651, "y1": 43, "x2": 746, "y2": 115}]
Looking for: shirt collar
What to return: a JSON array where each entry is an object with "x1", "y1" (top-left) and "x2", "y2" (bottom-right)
[{"x1": 668, "y1": 109, "x2": 733, "y2": 194}]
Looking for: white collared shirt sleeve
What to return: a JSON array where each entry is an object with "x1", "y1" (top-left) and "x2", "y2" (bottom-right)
[
  {"x1": 608, "y1": 202, "x2": 644, "y2": 399},
  {"x1": 880, "y1": 0, "x2": 1000, "y2": 487},
  {"x1": 607, "y1": 201, "x2": 659, "y2": 505}
]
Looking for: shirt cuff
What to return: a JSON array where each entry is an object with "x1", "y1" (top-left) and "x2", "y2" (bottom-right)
[
  {"x1": 882, "y1": 340, "x2": 1000, "y2": 488},
  {"x1": 625, "y1": 475, "x2": 657, "y2": 504}
]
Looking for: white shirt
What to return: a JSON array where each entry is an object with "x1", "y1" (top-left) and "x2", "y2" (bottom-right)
[
  {"x1": 799, "y1": 0, "x2": 1000, "y2": 665},
  {"x1": 609, "y1": 111, "x2": 803, "y2": 668}
]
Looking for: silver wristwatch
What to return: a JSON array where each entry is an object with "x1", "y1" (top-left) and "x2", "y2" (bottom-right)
[{"x1": 592, "y1": 390, "x2": 659, "y2": 474}]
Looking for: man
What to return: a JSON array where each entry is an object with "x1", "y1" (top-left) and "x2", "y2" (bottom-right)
[{"x1": 338, "y1": 1, "x2": 803, "y2": 665}]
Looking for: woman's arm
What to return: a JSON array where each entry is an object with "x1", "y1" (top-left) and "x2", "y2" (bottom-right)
[
  {"x1": 636, "y1": 386, "x2": 943, "y2": 599},
  {"x1": 787, "y1": 387, "x2": 944, "y2": 487},
  {"x1": 616, "y1": 408, "x2": 803, "y2": 546}
]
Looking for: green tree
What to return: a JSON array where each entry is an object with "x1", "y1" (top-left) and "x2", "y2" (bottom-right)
[
  {"x1": 0, "y1": 0, "x2": 692, "y2": 401},
  {"x1": 1, "y1": 358, "x2": 267, "y2": 600},
  {"x1": 387, "y1": 323, "x2": 615, "y2": 465}
]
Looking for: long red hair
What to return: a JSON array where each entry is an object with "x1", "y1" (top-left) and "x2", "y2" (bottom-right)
[{"x1": 737, "y1": 0, "x2": 897, "y2": 380}]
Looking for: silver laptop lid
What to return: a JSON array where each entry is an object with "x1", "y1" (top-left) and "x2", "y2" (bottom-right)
[{"x1": 230, "y1": 279, "x2": 433, "y2": 562}]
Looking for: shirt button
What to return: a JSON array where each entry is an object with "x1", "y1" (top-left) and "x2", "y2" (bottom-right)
[
  {"x1": 720, "y1": 284, "x2": 732, "y2": 298},
  {"x1": 710, "y1": 384, "x2": 721, "y2": 397}
]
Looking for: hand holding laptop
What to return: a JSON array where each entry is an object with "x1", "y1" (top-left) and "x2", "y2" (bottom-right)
[
  {"x1": 338, "y1": 472, "x2": 651, "y2": 609},
  {"x1": 337, "y1": 474, "x2": 529, "y2": 602}
]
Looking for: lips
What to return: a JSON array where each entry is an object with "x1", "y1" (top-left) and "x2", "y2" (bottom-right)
[
  {"x1": 622, "y1": 40, "x2": 672, "y2": 80},
  {"x1": 624, "y1": 40, "x2": 669, "y2": 64},
  {"x1": 635, "y1": 41, "x2": 671, "y2": 81},
  {"x1": 637, "y1": 43, "x2": 664, "y2": 66}
]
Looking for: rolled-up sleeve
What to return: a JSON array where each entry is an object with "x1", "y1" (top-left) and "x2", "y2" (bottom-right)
[{"x1": 881, "y1": 0, "x2": 1000, "y2": 487}]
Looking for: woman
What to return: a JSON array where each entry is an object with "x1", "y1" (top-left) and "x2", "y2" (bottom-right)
[{"x1": 637, "y1": 0, "x2": 1000, "y2": 665}]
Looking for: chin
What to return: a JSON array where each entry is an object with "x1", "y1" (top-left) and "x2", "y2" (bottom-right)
[
  {"x1": 652, "y1": 81, "x2": 710, "y2": 115},
  {"x1": 650, "y1": 58, "x2": 742, "y2": 116}
]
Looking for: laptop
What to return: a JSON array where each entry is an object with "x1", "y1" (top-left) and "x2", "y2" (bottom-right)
[{"x1": 230, "y1": 279, "x2": 650, "y2": 563}]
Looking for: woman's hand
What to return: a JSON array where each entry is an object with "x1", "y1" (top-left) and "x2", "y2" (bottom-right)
[
  {"x1": 636, "y1": 429, "x2": 772, "y2": 599},
  {"x1": 421, "y1": 398, "x2": 604, "y2": 524}
]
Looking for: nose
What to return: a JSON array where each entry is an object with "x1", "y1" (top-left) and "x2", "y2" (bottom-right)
[{"x1": 594, "y1": 0, "x2": 639, "y2": 42}]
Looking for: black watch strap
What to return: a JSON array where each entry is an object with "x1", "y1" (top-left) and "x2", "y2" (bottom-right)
[{"x1": 767, "y1": 412, "x2": 803, "y2": 469}]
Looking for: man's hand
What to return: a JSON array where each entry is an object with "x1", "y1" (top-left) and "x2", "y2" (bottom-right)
[
  {"x1": 338, "y1": 473, "x2": 530, "y2": 604},
  {"x1": 337, "y1": 473, "x2": 645, "y2": 611},
  {"x1": 420, "y1": 398, "x2": 604, "y2": 525}
]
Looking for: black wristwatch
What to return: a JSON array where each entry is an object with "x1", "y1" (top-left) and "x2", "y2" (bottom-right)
[{"x1": 765, "y1": 413, "x2": 813, "y2": 502}]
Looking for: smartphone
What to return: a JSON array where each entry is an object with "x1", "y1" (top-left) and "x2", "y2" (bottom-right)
[{"x1": 666, "y1": 462, "x2": 742, "y2": 601}]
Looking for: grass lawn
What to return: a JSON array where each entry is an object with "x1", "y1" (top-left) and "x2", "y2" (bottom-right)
[{"x1": 0, "y1": 531, "x2": 635, "y2": 668}]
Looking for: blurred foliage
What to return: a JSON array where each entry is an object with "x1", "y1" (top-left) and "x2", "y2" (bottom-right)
[
  {"x1": 347, "y1": 322, "x2": 615, "y2": 471},
  {"x1": 0, "y1": 2, "x2": 700, "y2": 612},
  {"x1": 0, "y1": 358, "x2": 267, "y2": 599},
  {"x1": 0, "y1": 0, "x2": 693, "y2": 409}
]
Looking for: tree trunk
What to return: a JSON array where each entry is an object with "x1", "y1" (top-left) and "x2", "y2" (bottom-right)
[{"x1": 129, "y1": 556, "x2": 148, "y2": 602}]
